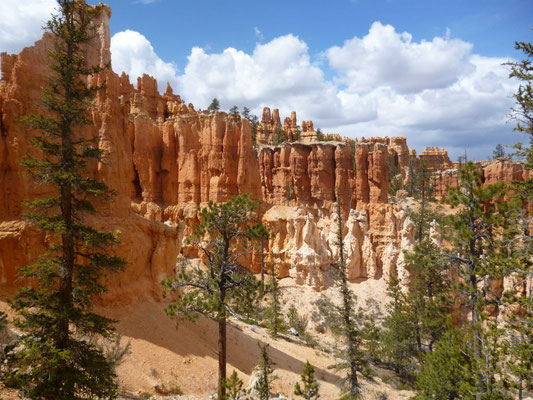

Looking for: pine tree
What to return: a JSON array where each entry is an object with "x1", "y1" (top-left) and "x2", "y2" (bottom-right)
[
  {"x1": 5, "y1": 1, "x2": 126, "y2": 398},
  {"x1": 413, "y1": 162, "x2": 526, "y2": 399},
  {"x1": 379, "y1": 240, "x2": 451, "y2": 383},
  {"x1": 273, "y1": 124, "x2": 287, "y2": 145},
  {"x1": 229, "y1": 105, "x2": 239, "y2": 116},
  {"x1": 408, "y1": 159, "x2": 436, "y2": 241},
  {"x1": 503, "y1": 37, "x2": 533, "y2": 400},
  {"x1": 313, "y1": 191, "x2": 367, "y2": 398},
  {"x1": 250, "y1": 114, "x2": 259, "y2": 147},
  {"x1": 254, "y1": 343, "x2": 275, "y2": 400},
  {"x1": 294, "y1": 361, "x2": 320, "y2": 400},
  {"x1": 379, "y1": 275, "x2": 418, "y2": 382},
  {"x1": 414, "y1": 327, "x2": 475, "y2": 400},
  {"x1": 492, "y1": 144, "x2": 506, "y2": 159},
  {"x1": 223, "y1": 370, "x2": 251, "y2": 400},
  {"x1": 242, "y1": 106, "x2": 251, "y2": 120},
  {"x1": 209, "y1": 97, "x2": 221, "y2": 112},
  {"x1": 264, "y1": 265, "x2": 285, "y2": 339},
  {"x1": 163, "y1": 194, "x2": 268, "y2": 400}
]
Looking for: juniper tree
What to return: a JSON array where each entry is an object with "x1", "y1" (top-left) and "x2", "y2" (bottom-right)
[
  {"x1": 5, "y1": 1, "x2": 126, "y2": 398},
  {"x1": 163, "y1": 194, "x2": 268, "y2": 400},
  {"x1": 294, "y1": 361, "x2": 320, "y2": 400}
]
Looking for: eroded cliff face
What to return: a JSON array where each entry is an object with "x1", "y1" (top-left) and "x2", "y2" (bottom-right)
[{"x1": 0, "y1": 5, "x2": 529, "y2": 301}]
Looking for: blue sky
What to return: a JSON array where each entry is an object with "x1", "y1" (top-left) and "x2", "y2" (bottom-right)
[{"x1": 1, "y1": 0, "x2": 532, "y2": 160}]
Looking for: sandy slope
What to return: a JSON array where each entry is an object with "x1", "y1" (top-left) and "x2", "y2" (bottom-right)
[{"x1": 0, "y1": 279, "x2": 413, "y2": 399}]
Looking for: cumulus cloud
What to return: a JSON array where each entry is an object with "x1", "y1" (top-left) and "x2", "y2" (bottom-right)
[
  {"x1": 169, "y1": 23, "x2": 516, "y2": 160},
  {"x1": 0, "y1": 0, "x2": 56, "y2": 55},
  {"x1": 326, "y1": 22, "x2": 474, "y2": 94},
  {"x1": 0, "y1": 1, "x2": 517, "y2": 160},
  {"x1": 110, "y1": 30, "x2": 180, "y2": 93}
]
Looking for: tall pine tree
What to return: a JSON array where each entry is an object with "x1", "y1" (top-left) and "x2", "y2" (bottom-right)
[
  {"x1": 6, "y1": 1, "x2": 126, "y2": 398},
  {"x1": 313, "y1": 191, "x2": 367, "y2": 399},
  {"x1": 163, "y1": 194, "x2": 268, "y2": 400}
]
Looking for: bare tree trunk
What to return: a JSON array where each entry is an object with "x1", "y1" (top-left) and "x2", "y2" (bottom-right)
[
  {"x1": 218, "y1": 313, "x2": 227, "y2": 400},
  {"x1": 260, "y1": 239, "x2": 265, "y2": 294}
]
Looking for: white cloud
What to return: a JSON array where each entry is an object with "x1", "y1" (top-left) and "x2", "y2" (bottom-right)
[
  {"x1": 326, "y1": 22, "x2": 474, "y2": 94},
  {"x1": 0, "y1": 2, "x2": 518, "y2": 160},
  {"x1": 110, "y1": 30, "x2": 180, "y2": 93},
  {"x1": 254, "y1": 27, "x2": 264, "y2": 41},
  {"x1": 170, "y1": 24, "x2": 516, "y2": 160},
  {"x1": 0, "y1": 0, "x2": 56, "y2": 55}
]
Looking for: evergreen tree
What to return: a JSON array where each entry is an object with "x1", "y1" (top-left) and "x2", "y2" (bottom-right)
[
  {"x1": 379, "y1": 241, "x2": 451, "y2": 384},
  {"x1": 5, "y1": 2, "x2": 126, "y2": 398},
  {"x1": 492, "y1": 144, "x2": 506, "y2": 159},
  {"x1": 264, "y1": 265, "x2": 285, "y2": 339},
  {"x1": 229, "y1": 105, "x2": 239, "y2": 116},
  {"x1": 313, "y1": 191, "x2": 367, "y2": 398},
  {"x1": 378, "y1": 275, "x2": 418, "y2": 382},
  {"x1": 294, "y1": 361, "x2": 320, "y2": 400},
  {"x1": 316, "y1": 128, "x2": 325, "y2": 141},
  {"x1": 414, "y1": 327, "x2": 475, "y2": 400},
  {"x1": 223, "y1": 370, "x2": 251, "y2": 400},
  {"x1": 209, "y1": 98, "x2": 221, "y2": 112},
  {"x1": 242, "y1": 106, "x2": 251, "y2": 120},
  {"x1": 413, "y1": 162, "x2": 525, "y2": 399},
  {"x1": 293, "y1": 125, "x2": 301, "y2": 142},
  {"x1": 273, "y1": 124, "x2": 287, "y2": 145},
  {"x1": 507, "y1": 41, "x2": 533, "y2": 137},
  {"x1": 250, "y1": 114, "x2": 259, "y2": 147},
  {"x1": 254, "y1": 343, "x2": 275, "y2": 400},
  {"x1": 387, "y1": 155, "x2": 402, "y2": 199},
  {"x1": 407, "y1": 159, "x2": 435, "y2": 241},
  {"x1": 504, "y1": 37, "x2": 533, "y2": 400},
  {"x1": 163, "y1": 194, "x2": 268, "y2": 400}
]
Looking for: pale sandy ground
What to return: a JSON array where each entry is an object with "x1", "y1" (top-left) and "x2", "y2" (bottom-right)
[{"x1": 0, "y1": 278, "x2": 413, "y2": 399}]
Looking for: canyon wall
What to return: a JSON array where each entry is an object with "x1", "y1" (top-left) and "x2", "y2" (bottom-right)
[{"x1": 0, "y1": 4, "x2": 529, "y2": 302}]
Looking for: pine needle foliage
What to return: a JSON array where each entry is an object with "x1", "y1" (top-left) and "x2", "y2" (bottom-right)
[
  {"x1": 313, "y1": 191, "x2": 367, "y2": 399},
  {"x1": 162, "y1": 194, "x2": 268, "y2": 400},
  {"x1": 5, "y1": 1, "x2": 126, "y2": 399},
  {"x1": 223, "y1": 371, "x2": 252, "y2": 400},
  {"x1": 503, "y1": 37, "x2": 533, "y2": 400},
  {"x1": 264, "y1": 265, "x2": 286, "y2": 339},
  {"x1": 414, "y1": 161, "x2": 527, "y2": 399},
  {"x1": 254, "y1": 343, "x2": 276, "y2": 400},
  {"x1": 294, "y1": 361, "x2": 320, "y2": 400}
]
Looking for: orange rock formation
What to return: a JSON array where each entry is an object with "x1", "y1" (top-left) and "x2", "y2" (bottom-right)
[{"x1": 0, "y1": 4, "x2": 529, "y2": 299}]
